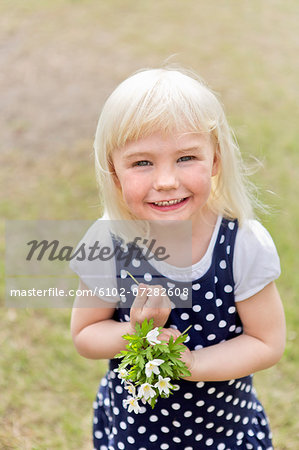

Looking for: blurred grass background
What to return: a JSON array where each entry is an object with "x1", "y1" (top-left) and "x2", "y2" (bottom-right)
[{"x1": 1, "y1": 0, "x2": 298, "y2": 448}]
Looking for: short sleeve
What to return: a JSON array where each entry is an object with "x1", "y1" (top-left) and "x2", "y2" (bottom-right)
[
  {"x1": 233, "y1": 220, "x2": 281, "y2": 302},
  {"x1": 69, "y1": 218, "x2": 119, "y2": 303}
]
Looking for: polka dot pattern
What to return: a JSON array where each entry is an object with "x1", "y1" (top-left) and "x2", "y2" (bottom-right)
[
  {"x1": 93, "y1": 218, "x2": 273, "y2": 449},
  {"x1": 144, "y1": 272, "x2": 152, "y2": 282},
  {"x1": 132, "y1": 258, "x2": 141, "y2": 268}
]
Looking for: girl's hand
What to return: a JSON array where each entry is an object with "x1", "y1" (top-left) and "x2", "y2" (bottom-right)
[
  {"x1": 130, "y1": 283, "x2": 171, "y2": 329},
  {"x1": 158, "y1": 327, "x2": 195, "y2": 376}
]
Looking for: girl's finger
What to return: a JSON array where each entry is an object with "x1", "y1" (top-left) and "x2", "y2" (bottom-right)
[
  {"x1": 159, "y1": 328, "x2": 181, "y2": 342},
  {"x1": 145, "y1": 285, "x2": 171, "y2": 309},
  {"x1": 131, "y1": 283, "x2": 148, "y2": 309},
  {"x1": 158, "y1": 333, "x2": 171, "y2": 343}
]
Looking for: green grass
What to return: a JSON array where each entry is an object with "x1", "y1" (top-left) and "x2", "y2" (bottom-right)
[{"x1": 1, "y1": 0, "x2": 299, "y2": 448}]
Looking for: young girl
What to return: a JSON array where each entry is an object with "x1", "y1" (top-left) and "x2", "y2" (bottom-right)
[{"x1": 70, "y1": 68, "x2": 285, "y2": 450}]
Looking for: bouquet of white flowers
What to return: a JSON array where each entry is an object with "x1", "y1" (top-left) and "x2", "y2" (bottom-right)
[{"x1": 114, "y1": 318, "x2": 192, "y2": 414}]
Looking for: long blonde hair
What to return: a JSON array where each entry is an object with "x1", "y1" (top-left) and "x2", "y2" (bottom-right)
[{"x1": 94, "y1": 67, "x2": 260, "y2": 234}]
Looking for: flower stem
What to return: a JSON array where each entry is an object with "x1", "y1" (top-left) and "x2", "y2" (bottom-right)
[
  {"x1": 126, "y1": 271, "x2": 139, "y2": 285},
  {"x1": 181, "y1": 324, "x2": 192, "y2": 335}
]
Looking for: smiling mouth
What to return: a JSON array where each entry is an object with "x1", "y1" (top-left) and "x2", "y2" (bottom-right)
[
  {"x1": 149, "y1": 197, "x2": 190, "y2": 211},
  {"x1": 152, "y1": 198, "x2": 186, "y2": 206}
]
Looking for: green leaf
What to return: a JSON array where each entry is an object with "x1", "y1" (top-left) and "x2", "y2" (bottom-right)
[
  {"x1": 179, "y1": 368, "x2": 191, "y2": 377},
  {"x1": 146, "y1": 347, "x2": 153, "y2": 360},
  {"x1": 167, "y1": 354, "x2": 179, "y2": 364},
  {"x1": 155, "y1": 344, "x2": 170, "y2": 354},
  {"x1": 140, "y1": 318, "x2": 154, "y2": 336},
  {"x1": 175, "y1": 362, "x2": 186, "y2": 370},
  {"x1": 114, "y1": 350, "x2": 128, "y2": 358},
  {"x1": 175, "y1": 336, "x2": 187, "y2": 345},
  {"x1": 136, "y1": 369, "x2": 142, "y2": 380},
  {"x1": 136, "y1": 354, "x2": 145, "y2": 366},
  {"x1": 160, "y1": 364, "x2": 173, "y2": 377},
  {"x1": 122, "y1": 334, "x2": 141, "y2": 342},
  {"x1": 147, "y1": 373, "x2": 154, "y2": 384}
]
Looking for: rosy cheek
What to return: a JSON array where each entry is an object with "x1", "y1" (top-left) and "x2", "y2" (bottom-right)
[
  {"x1": 189, "y1": 171, "x2": 210, "y2": 189},
  {"x1": 120, "y1": 179, "x2": 141, "y2": 202},
  {"x1": 126, "y1": 177, "x2": 140, "y2": 191}
]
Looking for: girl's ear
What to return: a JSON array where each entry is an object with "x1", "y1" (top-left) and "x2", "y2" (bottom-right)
[
  {"x1": 212, "y1": 143, "x2": 220, "y2": 177},
  {"x1": 112, "y1": 171, "x2": 121, "y2": 189},
  {"x1": 109, "y1": 159, "x2": 121, "y2": 189}
]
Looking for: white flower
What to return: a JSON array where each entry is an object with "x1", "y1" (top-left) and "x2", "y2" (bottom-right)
[
  {"x1": 124, "y1": 382, "x2": 136, "y2": 396},
  {"x1": 145, "y1": 359, "x2": 164, "y2": 378},
  {"x1": 123, "y1": 396, "x2": 141, "y2": 414},
  {"x1": 138, "y1": 383, "x2": 156, "y2": 401},
  {"x1": 114, "y1": 367, "x2": 128, "y2": 383},
  {"x1": 154, "y1": 375, "x2": 172, "y2": 395},
  {"x1": 146, "y1": 327, "x2": 161, "y2": 345}
]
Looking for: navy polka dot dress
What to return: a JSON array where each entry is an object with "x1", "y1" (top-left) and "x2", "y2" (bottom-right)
[{"x1": 93, "y1": 218, "x2": 273, "y2": 450}]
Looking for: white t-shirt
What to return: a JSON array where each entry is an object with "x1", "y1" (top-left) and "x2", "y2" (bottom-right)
[{"x1": 70, "y1": 215, "x2": 281, "y2": 303}]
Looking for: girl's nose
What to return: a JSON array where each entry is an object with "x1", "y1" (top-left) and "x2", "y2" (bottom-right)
[{"x1": 153, "y1": 167, "x2": 179, "y2": 191}]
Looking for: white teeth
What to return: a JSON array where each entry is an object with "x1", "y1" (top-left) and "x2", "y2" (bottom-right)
[{"x1": 153, "y1": 198, "x2": 184, "y2": 206}]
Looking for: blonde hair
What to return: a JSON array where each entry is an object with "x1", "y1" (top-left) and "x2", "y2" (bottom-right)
[{"x1": 94, "y1": 67, "x2": 260, "y2": 231}]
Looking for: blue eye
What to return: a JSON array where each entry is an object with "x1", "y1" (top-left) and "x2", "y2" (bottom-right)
[
  {"x1": 133, "y1": 160, "x2": 152, "y2": 167},
  {"x1": 178, "y1": 155, "x2": 194, "y2": 162}
]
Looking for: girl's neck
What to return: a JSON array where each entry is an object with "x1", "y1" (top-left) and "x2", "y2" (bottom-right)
[
  {"x1": 191, "y1": 209, "x2": 218, "y2": 264},
  {"x1": 147, "y1": 208, "x2": 218, "y2": 267}
]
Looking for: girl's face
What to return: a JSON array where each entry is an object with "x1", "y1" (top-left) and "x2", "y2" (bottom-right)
[{"x1": 111, "y1": 130, "x2": 219, "y2": 224}]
